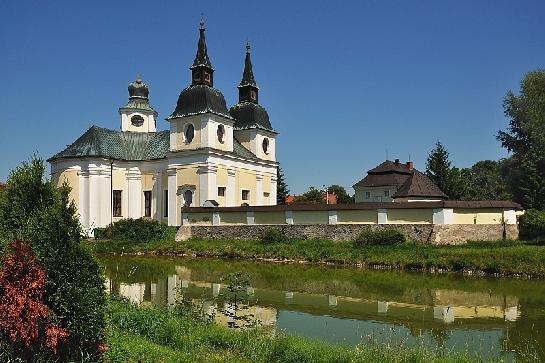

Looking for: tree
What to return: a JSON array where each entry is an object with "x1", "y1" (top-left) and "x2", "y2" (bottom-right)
[
  {"x1": 459, "y1": 160, "x2": 512, "y2": 201},
  {"x1": 425, "y1": 142, "x2": 464, "y2": 200},
  {"x1": 276, "y1": 167, "x2": 290, "y2": 205},
  {"x1": 0, "y1": 157, "x2": 106, "y2": 360},
  {"x1": 497, "y1": 70, "x2": 545, "y2": 209},
  {"x1": 294, "y1": 187, "x2": 325, "y2": 204},
  {"x1": 327, "y1": 185, "x2": 353, "y2": 204}
]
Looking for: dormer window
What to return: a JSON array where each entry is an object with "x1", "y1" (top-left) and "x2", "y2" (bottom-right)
[
  {"x1": 250, "y1": 90, "x2": 256, "y2": 101},
  {"x1": 193, "y1": 73, "x2": 201, "y2": 82},
  {"x1": 217, "y1": 124, "x2": 225, "y2": 143},
  {"x1": 204, "y1": 72, "x2": 210, "y2": 82},
  {"x1": 184, "y1": 124, "x2": 195, "y2": 143},
  {"x1": 131, "y1": 115, "x2": 144, "y2": 127},
  {"x1": 262, "y1": 138, "x2": 269, "y2": 154}
]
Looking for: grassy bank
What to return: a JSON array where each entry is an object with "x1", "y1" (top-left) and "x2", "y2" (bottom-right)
[
  {"x1": 105, "y1": 296, "x2": 476, "y2": 363},
  {"x1": 88, "y1": 237, "x2": 545, "y2": 278}
]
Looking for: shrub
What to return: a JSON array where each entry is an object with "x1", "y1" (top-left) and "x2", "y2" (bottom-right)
[
  {"x1": 519, "y1": 209, "x2": 545, "y2": 240},
  {"x1": 260, "y1": 228, "x2": 288, "y2": 244},
  {"x1": 104, "y1": 218, "x2": 176, "y2": 243},
  {"x1": 355, "y1": 228, "x2": 406, "y2": 246},
  {"x1": 0, "y1": 157, "x2": 106, "y2": 360},
  {"x1": 0, "y1": 240, "x2": 69, "y2": 360}
]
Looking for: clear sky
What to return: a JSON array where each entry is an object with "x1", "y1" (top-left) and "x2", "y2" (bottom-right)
[{"x1": 1, "y1": 0, "x2": 544, "y2": 194}]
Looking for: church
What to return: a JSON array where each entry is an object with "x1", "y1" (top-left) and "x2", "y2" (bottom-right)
[{"x1": 48, "y1": 21, "x2": 278, "y2": 233}]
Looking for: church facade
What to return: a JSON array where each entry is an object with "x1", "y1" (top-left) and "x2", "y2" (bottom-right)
[{"x1": 48, "y1": 22, "x2": 278, "y2": 233}]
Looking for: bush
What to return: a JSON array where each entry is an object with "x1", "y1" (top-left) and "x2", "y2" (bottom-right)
[
  {"x1": 93, "y1": 227, "x2": 107, "y2": 239},
  {"x1": 355, "y1": 228, "x2": 406, "y2": 246},
  {"x1": 0, "y1": 157, "x2": 106, "y2": 360},
  {"x1": 519, "y1": 209, "x2": 545, "y2": 240},
  {"x1": 104, "y1": 218, "x2": 176, "y2": 243},
  {"x1": 260, "y1": 228, "x2": 289, "y2": 244}
]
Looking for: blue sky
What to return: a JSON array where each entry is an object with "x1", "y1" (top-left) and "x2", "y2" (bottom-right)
[{"x1": 1, "y1": 0, "x2": 544, "y2": 194}]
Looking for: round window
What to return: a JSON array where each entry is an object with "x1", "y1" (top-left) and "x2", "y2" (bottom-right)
[
  {"x1": 184, "y1": 124, "x2": 195, "y2": 143},
  {"x1": 217, "y1": 124, "x2": 225, "y2": 143},
  {"x1": 262, "y1": 138, "x2": 269, "y2": 154},
  {"x1": 131, "y1": 115, "x2": 144, "y2": 127}
]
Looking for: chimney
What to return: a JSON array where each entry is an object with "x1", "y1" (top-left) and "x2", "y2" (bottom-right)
[
  {"x1": 394, "y1": 158, "x2": 400, "y2": 166},
  {"x1": 406, "y1": 161, "x2": 414, "y2": 170}
]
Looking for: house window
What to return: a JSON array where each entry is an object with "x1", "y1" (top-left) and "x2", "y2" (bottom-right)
[
  {"x1": 384, "y1": 190, "x2": 390, "y2": 197},
  {"x1": 218, "y1": 187, "x2": 226, "y2": 197},
  {"x1": 112, "y1": 190, "x2": 122, "y2": 217},
  {"x1": 163, "y1": 190, "x2": 168, "y2": 217},
  {"x1": 241, "y1": 190, "x2": 250, "y2": 201},
  {"x1": 144, "y1": 191, "x2": 152, "y2": 217},
  {"x1": 364, "y1": 191, "x2": 370, "y2": 199},
  {"x1": 184, "y1": 124, "x2": 195, "y2": 143}
]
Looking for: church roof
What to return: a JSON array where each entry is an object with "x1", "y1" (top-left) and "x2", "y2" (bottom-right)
[
  {"x1": 392, "y1": 171, "x2": 447, "y2": 199},
  {"x1": 48, "y1": 125, "x2": 258, "y2": 162},
  {"x1": 239, "y1": 43, "x2": 257, "y2": 88},
  {"x1": 191, "y1": 20, "x2": 213, "y2": 70},
  {"x1": 120, "y1": 76, "x2": 156, "y2": 113},
  {"x1": 169, "y1": 85, "x2": 231, "y2": 119},
  {"x1": 229, "y1": 102, "x2": 274, "y2": 132}
]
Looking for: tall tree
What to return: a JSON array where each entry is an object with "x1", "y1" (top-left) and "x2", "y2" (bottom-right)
[
  {"x1": 425, "y1": 142, "x2": 464, "y2": 199},
  {"x1": 294, "y1": 187, "x2": 325, "y2": 204},
  {"x1": 276, "y1": 167, "x2": 290, "y2": 205},
  {"x1": 497, "y1": 70, "x2": 545, "y2": 209},
  {"x1": 460, "y1": 160, "x2": 512, "y2": 201}
]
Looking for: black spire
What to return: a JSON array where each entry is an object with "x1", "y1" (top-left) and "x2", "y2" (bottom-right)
[
  {"x1": 191, "y1": 17, "x2": 214, "y2": 87},
  {"x1": 238, "y1": 42, "x2": 259, "y2": 103}
]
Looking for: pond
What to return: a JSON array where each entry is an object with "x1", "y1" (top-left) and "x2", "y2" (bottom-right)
[{"x1": 99, "y1": 255, "x2": 545, "y2": 361}]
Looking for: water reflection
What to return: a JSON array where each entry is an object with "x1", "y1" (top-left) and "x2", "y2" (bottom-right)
[{"x1": 101, "y1": 256, "x2": 545, "y2": 361}]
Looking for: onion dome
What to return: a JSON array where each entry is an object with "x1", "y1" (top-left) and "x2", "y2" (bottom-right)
[
  {"x1": 229, "y1": 43, "x2": 275, "y2": 131},
  {"x1": 121, "y1": 75, "x2": 156, "y2": 112},
  {"x1": 169, "y1": 19, "x2": 231, "y2": 119}
]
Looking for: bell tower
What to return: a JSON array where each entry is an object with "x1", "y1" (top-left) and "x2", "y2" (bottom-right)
[
  {"x1": 191, "y1": 18, "x2": 214, "y2": 87},
  {"x1": 119, "y1": 75, "x2": 158, "y2": 132}
]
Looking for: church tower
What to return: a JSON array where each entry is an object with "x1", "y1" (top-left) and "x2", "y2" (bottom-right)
[
  {"x1": 119, "y1": 75, "x2": 158, "y2": 132},
  {"x1": 230, "y1": 44, "x2": 277, "y2": 161}
]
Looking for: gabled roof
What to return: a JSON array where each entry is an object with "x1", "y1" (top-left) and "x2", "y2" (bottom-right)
[
  {"x1": 393, "y1": 171, "x2": 447, "y2": 199},
  {"x1": 48, "y1": 125, "x2": 259, "y2": 162},
  {"x1": 367, "y1": 160, "x2": 413, "y2": 174}
]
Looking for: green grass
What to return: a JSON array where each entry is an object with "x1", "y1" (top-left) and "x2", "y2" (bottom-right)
[
  {"x1": 104, "y1": 296, "x2": 478, "y2": 363},
  {"x1": 88, "y1": 237, "x2": 545, "y2": 278}
]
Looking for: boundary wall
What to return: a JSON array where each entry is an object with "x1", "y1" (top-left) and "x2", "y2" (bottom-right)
[{"x1": 177, "y1": 201, "x2": 521, "y2": 244}]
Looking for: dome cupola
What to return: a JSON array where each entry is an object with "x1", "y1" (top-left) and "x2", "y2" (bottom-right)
[{"x1": 128, "y1": 76, "x2": 149, "y2": 99}]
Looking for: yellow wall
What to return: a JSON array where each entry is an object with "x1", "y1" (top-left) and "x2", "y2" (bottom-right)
[
  {"x1": 292, "y1": 211, "x2": 328, "y2": 224},
  {"x1": 387, "y1": 209, "x2": 432, "y2": 224},
  {"x1": 337, "y1": 210, "x2": 377, "y2": 224},
  {"x1": 220, "y1": 212, "x2": 247, "y2": 225},
  {"x1": 453, "y1": 208, "x2": 504, "y2": 224},
  {"x1": 236, "y1": 169, "x2": 257, "y2": 205},
  {"x1": 187, "y1": 212, "x2": 213, "y2": 225},
  {"x1": 255, "y1": 211, "x2": 285, "y2": 225},
  {"x1": 56, "y1": 169, "x2": 79, "y2": 205}
]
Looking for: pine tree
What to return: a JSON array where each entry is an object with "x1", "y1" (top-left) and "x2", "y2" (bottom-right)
[
  {"x1": 425, "y1": 142, "x2": 463, "y2": 200},
  {"x1": 276, "y1": 167, "x2": 290, "y2": 205}
]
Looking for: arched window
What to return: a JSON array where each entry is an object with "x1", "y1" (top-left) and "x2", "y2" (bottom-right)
[
  {"x1": 184, "y1": 124, "x2": 195, "y2": 143},
  {"x1": 183, "y1": 190, "x2": 193, "y2": 207},
  {"x1": 217, "y1": 124, "x2": 225, "y2": 143}
]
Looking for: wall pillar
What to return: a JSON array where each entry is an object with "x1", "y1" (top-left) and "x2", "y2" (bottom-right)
[
  {"x1": 256, "y1": 174, "x2": 263, "y2": 205},
  {"x1": 126, "y1": 168, "x2": 142, "y2": 219},
  {"x1": 285, "y1": 210, "x2": 294, "y2": 225},
  {"x1": 328, "y1": 210, "x2": 337, "y2": 225},
  {"x1": 78, "y1": 169, "x2": 90, "y2": 235},
  {"x1": 270, "y1": 175, "x2": 278, "y2": 205},
  {"x1": 503, "y1": 209, "x2": 516, "y2": 225},
  {"x1": 213, "y1": 212, "x2": 220, "y2": 226},
  {"x1": 167, "y1": 168, "x2": 177, "y2": 226},
  {"x1": 88, "y1": 166, "x2": 102, "y2": 231},
  {"x1": 246, "y1": 211, "x2": 255, "y2": 225},
  {"x1": 154, "y1": 171, "x2": 162, "y2": 223},
  {"x1": 198, "y1": 164, "x2": 217, "y2": 207},
  {"x1": 378, "y1": 209, "x2": 388, "y2": 224},
  {"x1": 433, "y1": 208, "x2": 454, "y2": 225},
  {"x1": 226, "y1": 168, "x2": 236, "y2": 207}
]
